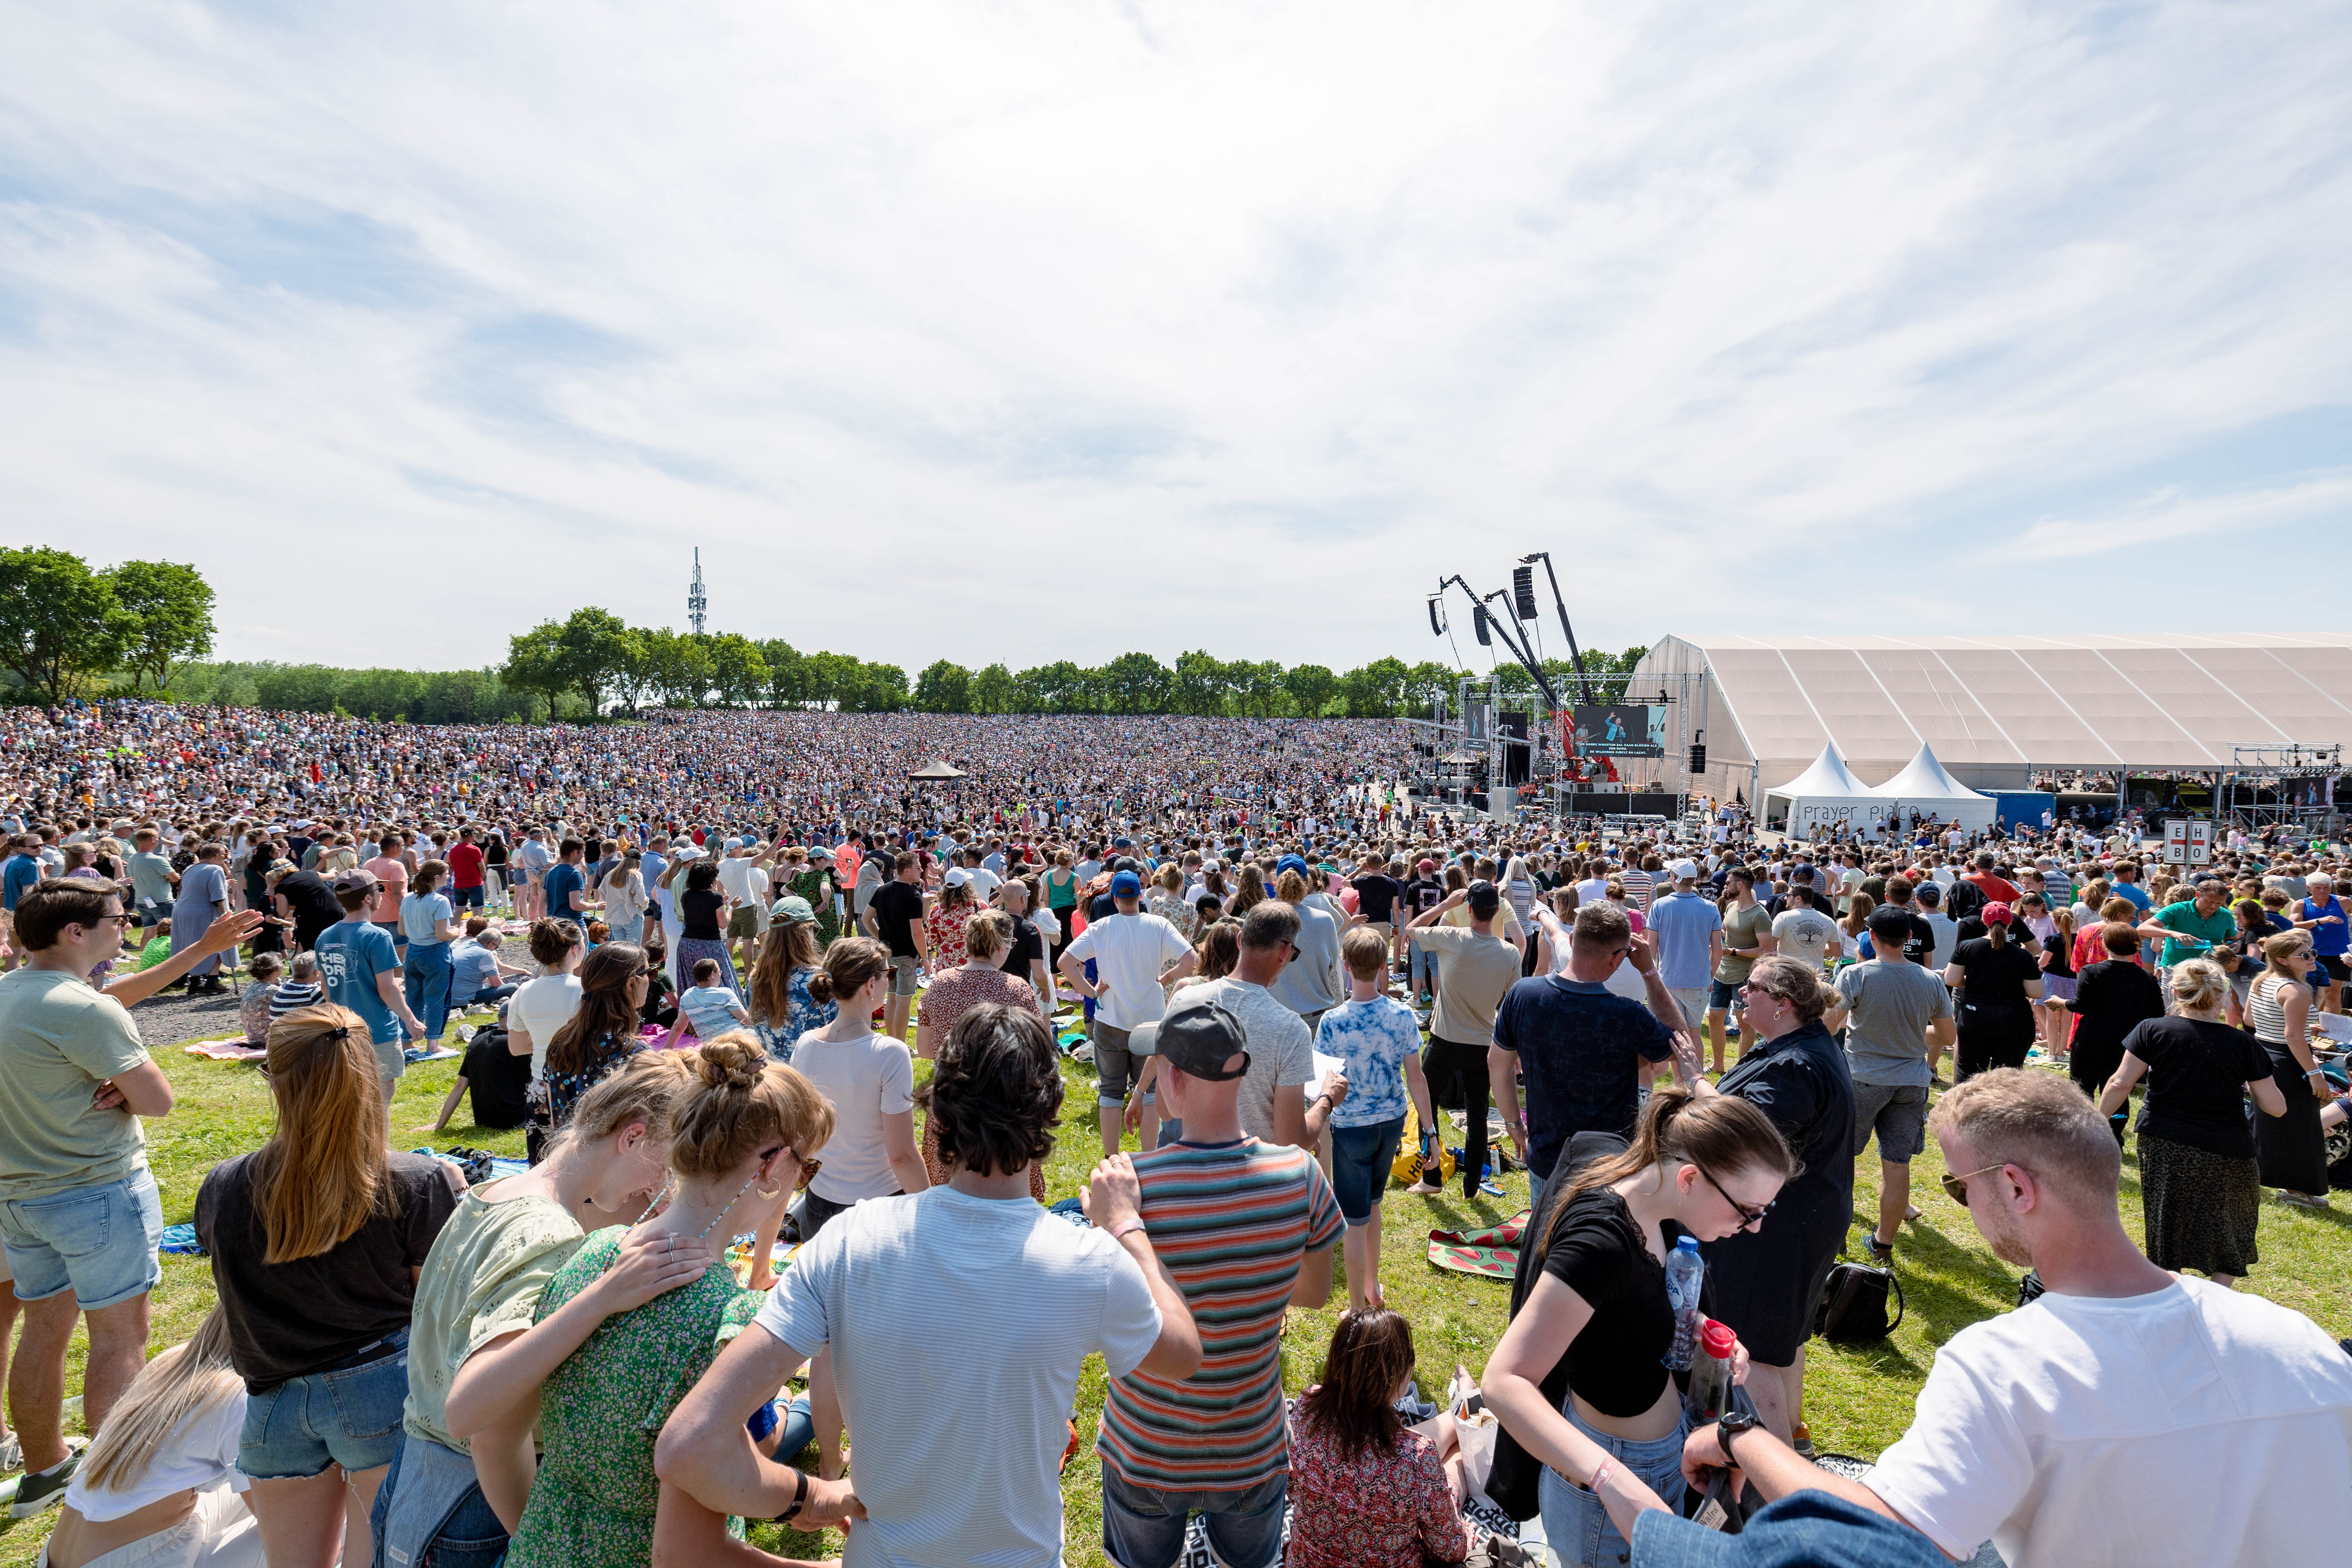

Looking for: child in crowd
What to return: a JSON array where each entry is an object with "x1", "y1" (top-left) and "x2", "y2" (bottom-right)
[
  {"x1": 135, "y1": 919, "x2": 172, "y2": 971},
  {"x1": 265, "y1": 952, "x2": 323, "y2": 1021},
  {"x1": 679, "y1": 957, "x2": 750, "y2": 1039},
  {"x1": 237, "y1": 953, "x2": 284, "y2": 1046}
]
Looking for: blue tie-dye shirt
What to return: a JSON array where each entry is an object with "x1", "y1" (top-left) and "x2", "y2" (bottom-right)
[{"x1": 1312, "y1": 995, "x2": 1422, "y2": 1129}]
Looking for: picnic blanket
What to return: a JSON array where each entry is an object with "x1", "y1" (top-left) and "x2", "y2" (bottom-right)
[
  {"x1": 184, "y1": 1037, "x2": 267, "y2": 1061},
  {"x1": 1426, "y1": 1208, "x2": 1533, "y2": 1281}
]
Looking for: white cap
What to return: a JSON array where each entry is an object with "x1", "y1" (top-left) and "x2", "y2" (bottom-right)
[
  {"x1": 945, "y1": 867, "x2": 971, "y2": 887},
  {"x1": 1670, "y1": 859, "x2": 1700, "y2": 881}
]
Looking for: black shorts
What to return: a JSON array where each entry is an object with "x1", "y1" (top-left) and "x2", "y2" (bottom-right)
[{"x1": 2320, "y1": 955, "x2": 2349, "y2": 984}]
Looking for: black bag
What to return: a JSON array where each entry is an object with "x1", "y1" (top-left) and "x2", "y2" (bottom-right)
[
  {"x1": 459, "y1": 1027, "x2": 531, "y2": 1130},
  {"x1": 1486, "y1": 1132, "x2": 1629, "y2": 1522},
  {"x1": 1813, "y1": 1259, "x2": 1903, "y2": 1343}
]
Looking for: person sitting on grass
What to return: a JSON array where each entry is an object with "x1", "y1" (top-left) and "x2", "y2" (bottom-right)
[
  {"x1": 1285, "y1": 1307, "x2": 1470, "y2": 1568},
  {"x1": 265, "y1": 952, "x2": 322, "y2": 1024},
  {"x1": 237, "y1": 952, "x2": 284, "y2": 1047},
  {"x1": 679, "y1": 957, "x2": 751, "y2": 1042},
  {"x1": 38, "y1": 1308, "x2": 261, "y2": 1568}
]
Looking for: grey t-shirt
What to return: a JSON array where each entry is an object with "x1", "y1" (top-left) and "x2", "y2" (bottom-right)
[
  {"x1": 1834, "y1": 959, "x2": 1953, "y2": 1088},
  {"x1": 1267, "y1": 898, "x2": 1344, "y2": 1018},
  {"x1": 1175, "y1": 978, "x2": 1312, "y2": 1144},
  {"x1": 127, "y1": 851, "x2": 177, "y2": 906}
]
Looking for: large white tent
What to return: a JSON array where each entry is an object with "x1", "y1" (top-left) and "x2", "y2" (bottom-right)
[
  {"x1": 1762, "y1": 744, "x2": 1887, "y2": 840},
  {"x1": 1870, "y1": 743, "x2": 1996, "y2": 834}
]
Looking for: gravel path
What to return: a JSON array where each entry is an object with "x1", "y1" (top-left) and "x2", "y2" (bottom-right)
[{"x1": 118, "y1": 935, "x2": 534, "y2": 1049}]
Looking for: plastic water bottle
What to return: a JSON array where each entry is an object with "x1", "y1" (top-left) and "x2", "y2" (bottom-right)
[
  {"x1": 1685, "y1": 1318, "x2": 1736, "y2": 1421},
  {"x1": 1663, "y1": 1236, "x2": 1705, "y2": 1370}
]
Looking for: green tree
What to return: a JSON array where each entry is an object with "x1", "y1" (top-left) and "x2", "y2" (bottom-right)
[
  {"x1": 0, "y1": 547, "x2": 133, "y2": 703},
  {"x1": 1340, "y1": 656, "x2": 1411, "y2": 718},
  {"x1": 1101, "y1": 651, "x2": 1173, "y2": 714},
  {"x1": 1017, "y1": 661, "x2": 1085, "y2": 714},
  {"x1": 759, "y1": 640, "x2": 806, "y2": 708},
  {"x1": 103, "y1": 560, "x2": 215, "y2": 695},
  {"x1": 556, "y1": 607, "x2": 640, "y2": 716},
  {"x1": 971, "y1": 662, "x2": 1015, "y2": 714},
  {"x1": 500, "y1": 622, "x2": 569, "y2": 721},
  {"x1": 803, "y1": 652, "x2": 858, "y2": 710},
  {"x1": 846, "y1": 661, "x2": 909, "y2": 712},
  {"x1": 1404, "y1": 660, "x2": 1458, "y2": 714},
  {"x1": 640, "y1": 629, "x2": 714, "y2": 708},
  {"x1": 1282, "y1": 663, "x2": 1337, "y2": 719},
  {"x1": 913, "y1": 659, "x2": 973, "y2": 713},
  {"x1": 704, "y1": 633, "x2": 769, "y2": 707},
  {"x1": 1171, "y1": 650, "x2": 1230, "y2": 715},
  {"x1": 1234, "y1": 660, "x2": 1287, "y2": 717}
]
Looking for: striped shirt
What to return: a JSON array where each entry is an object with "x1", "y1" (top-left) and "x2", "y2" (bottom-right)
[
  {"x1": 1097, "y1": 1138, "x2": 1344, "y2": 1491},
  {"x1": 1619, "y1": 868, "x2": 1654, "y2": 912}
]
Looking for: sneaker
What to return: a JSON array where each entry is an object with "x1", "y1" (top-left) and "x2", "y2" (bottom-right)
[
  {"x1": 2276, "y1": 1190, "x2": 2331, "y2": 1210},
  {"x1": 1789, "y1": 1424, "x2": 1816, "y2": 1459},
  {"x1": 1864, "y1": 1236, "x2": 1895, "y2": 1263},
  {"x1": 0, "y1": 1430, "x2": 19, "y2": 1475},
  {"x1": 11, "y1": 1452, "x2": 78, "y2": 1518}
]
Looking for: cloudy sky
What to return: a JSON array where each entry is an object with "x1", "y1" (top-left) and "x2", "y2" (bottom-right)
[{"x1": 4, "y1": 1, "x2": 2347, "y2": 676}]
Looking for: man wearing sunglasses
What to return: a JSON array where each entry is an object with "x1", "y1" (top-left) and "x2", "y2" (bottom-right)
[{"x1": 1682, "y1": 1068, "x2": 2352, "y2": 1568}]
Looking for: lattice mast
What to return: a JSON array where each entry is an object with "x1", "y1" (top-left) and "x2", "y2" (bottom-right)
[{"x1": 688, "y1": 549, "x2": 708, "y2": 637}]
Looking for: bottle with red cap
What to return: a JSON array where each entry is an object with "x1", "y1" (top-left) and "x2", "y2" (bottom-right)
[{"x1": 1685, "y1": 1318, "x2": 1737, "y2": 1423}]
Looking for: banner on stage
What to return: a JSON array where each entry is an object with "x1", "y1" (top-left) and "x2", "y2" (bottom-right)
[{"x1": 1571, "y1": 705, "x2": 1668, "y2": 758}]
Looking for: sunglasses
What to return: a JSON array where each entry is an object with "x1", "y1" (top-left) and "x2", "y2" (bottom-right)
[
  {"x1": 1939, "y1": 1162, "x2": 2014, "y2": 1206},
  {"x1": 762, "y1": 1144, "x2": 823, "y2": 1191},
  {"x1": 1698, "y1": 1165, "x2": 1773, "y2": 1230}
]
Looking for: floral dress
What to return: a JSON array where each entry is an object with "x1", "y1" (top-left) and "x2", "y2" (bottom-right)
[
  {"x1": 751, "y1": 966, "x2": 836, "y2": 1062},
  {"x1": 786, "y1": 868, "x2": 840, "y2": 946},
  {"x1": 924, "y1": 900, "x2": 973, "y2": 970},
  {"x1": 544, "y1": 1032, "x2": 645, "y2": 1133},
  {"x1": 1284, "y1": 1405, "x2": 1465, "y2": 1568},
  {"x1": 504, "y1": 1228, "x2": 766, "y2": 1568}
]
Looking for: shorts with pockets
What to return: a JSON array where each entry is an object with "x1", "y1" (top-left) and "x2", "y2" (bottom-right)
[
  {"x1": 887, "y1": 955, "x2": 921, "y2": 997},
  {"x1": 726, "y1": 905, "x2": 759, "y2": 941},
  {"x1": 239, "y1": 1332, "x2": 410, "y2": 1481},
  {"x1": 1092, "y1": 1021, "x2": 1135, "y2": 1105},
  {"x1": 0, "y1": 1170, "x2": 163, "y2": 1311},
  {"x1": 1708, "y1": 978, "x2": 1741, "y2": 1011},
  {"x1": 1850, "y1": 1081, "x2": 1929, "y2": 1163},
  {"x1": 1329, "y1": 1116, "x2": 1405, "y2": 1224},
  {"x1": 1665, "y1": 987, "x2": 1707, "y2": 1028}
]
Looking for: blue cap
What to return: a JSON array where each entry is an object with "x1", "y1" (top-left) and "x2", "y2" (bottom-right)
[
  {"x1": 1111, "y1": 870, "x2": 1143, "y2": 899},
  {"x1": 1629, "y1": 1491, "x2": 1948, "y2": 1567},
  {"x1": 1276, "y1": 853, "x2": 1310, "y2": 879}
]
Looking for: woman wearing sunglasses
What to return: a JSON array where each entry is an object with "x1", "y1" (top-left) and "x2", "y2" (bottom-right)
[
  {"x1": 501, "y1": 1037, "x2": 842, "y2": 1568},
  {"x1": 1482, "y1": 1087, "x2": 1796, "y2": 1568},
  {"x1": 1689, "y1": 955, "x2": 1855, "y2": 1455}
]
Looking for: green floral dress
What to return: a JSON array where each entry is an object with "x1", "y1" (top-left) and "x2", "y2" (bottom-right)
[
  {"x1": 787, "y1": 869, "x2": 840, "y2": 946},
  {"x1": 503, "y1": 1227, "x2": 766, "y2": 1568}
]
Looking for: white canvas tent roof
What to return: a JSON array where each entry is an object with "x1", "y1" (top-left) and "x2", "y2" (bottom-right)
[
  {"x1": 1871, "y1": 744, "x2": 1988, "y2": 802},
  {"x1": 1770, "y1": 744, "x2": 1874, "y2": 799},
  {"x1": 1763, "y1": 743, "x2": 1888, "y2": 841}
]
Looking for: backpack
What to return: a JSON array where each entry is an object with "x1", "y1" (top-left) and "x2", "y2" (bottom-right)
[{"x1": 1814, "y1": 1258, "x2": 1904, "y2": 1343}]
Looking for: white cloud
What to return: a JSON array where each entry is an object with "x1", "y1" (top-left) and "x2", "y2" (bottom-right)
[
  {"x1": 2010, "y1": 473, "x2": 2352, "y2": 560},
  {"x1": 0, "y1": 0, "x2": 2347, "y2": 671}
]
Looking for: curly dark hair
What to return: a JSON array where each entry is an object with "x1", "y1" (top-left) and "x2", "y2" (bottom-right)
[{"x1": 930, "y1": 1004, "x2": 1063, "y2": 1179}]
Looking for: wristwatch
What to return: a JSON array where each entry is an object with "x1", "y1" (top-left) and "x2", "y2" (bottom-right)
[
  {"x1": 1715, "y1": 1410, "x2": 1761, "y2": 1468},
  {"x1": 773, "y1": 1466, "x2": 809, "y2": 1522}
]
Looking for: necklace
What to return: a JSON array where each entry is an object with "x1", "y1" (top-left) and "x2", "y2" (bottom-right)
[{"x1": 628, "y1": 1167, "x2": 773, "y2": 1242}]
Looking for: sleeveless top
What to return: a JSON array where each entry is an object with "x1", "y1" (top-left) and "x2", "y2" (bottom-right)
[{"x1": 2246, "y1": 974, "x2": 2293, "y2": 1047}]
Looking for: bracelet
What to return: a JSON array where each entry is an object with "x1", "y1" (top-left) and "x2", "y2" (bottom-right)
[
  {"x1": 1587, "y1": 1459, "x2": 1614, "y2": 1495},
  {"x1": 1107, "y1": 1218, "x2": 1148, "y2": 1243},
  {"x1": 775, "y1": 1466, "x2": 809, "y2": 1522}
]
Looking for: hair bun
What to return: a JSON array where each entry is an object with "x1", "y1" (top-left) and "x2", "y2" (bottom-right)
[{"x1": 697, "y1": 1037, "x2": 765, "y2": 1089}]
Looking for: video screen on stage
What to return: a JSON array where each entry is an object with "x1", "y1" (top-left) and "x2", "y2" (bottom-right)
[{"x1": 1570, "y1": 704, "x2": 1668, "y2": 758}]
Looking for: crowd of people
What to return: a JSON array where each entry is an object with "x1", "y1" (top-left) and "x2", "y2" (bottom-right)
[{"x1": 2, "y1": 696, "x2": 2351, "y2": 1568}]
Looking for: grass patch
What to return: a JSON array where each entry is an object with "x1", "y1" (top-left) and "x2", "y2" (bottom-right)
[{"x1": 6, "y1": 1042, "x2": 2347, "y2": 1568}]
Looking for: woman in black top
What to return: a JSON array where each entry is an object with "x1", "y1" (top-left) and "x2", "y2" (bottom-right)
[
  {"x1": 2066, "y1": 924, "x2": 2165, "y2": 1138},
  {"x1": 194, "y1": 1005, "x2": 462, "y2": 1568},
  {"x1": 1484, "y1": 1088, "x2": 1794, "y2": 1566},
  {"x1": 1697, "y1": 955, "x2": 1854, "y2": 1448},
  {"x1": 668, "y1": 857, "x2": 739, "y2": 994},
  {"x1": 1943, "y1": 902, "x2": 2044, "y2": 1081},
  {"x1": 2097, "y1": 958, "x2": 2286, "y2": 1286}
]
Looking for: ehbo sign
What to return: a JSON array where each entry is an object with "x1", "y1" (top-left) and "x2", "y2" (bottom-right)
[{"x1": 2162, "y1": 818, "x2": 2214, "y2": 865}]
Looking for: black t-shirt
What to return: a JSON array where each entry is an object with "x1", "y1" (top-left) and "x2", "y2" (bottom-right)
[
  {"x1": 870, "y1": 879, "x2": 924, "y2": 957},
  {"x1": 998, "y1": 913, "x2": 1044, "y2": 977},
  {"x1": 2122, "y1": 1016, "x2": 2272, "y2": 1159},
  {"x1": 1351, "y1": 874, "x2": 1401, "y2": 923},
  {"x1": 1951, "y1": 937, "x2": 2042, "y2": 1011},
  {"x1": 2068, "y1": 960, "x2": 2165, "y2": 1062},
  {"x1": 1540, "y1": 1186, "x2": 1686, "y2": 1419},
  {"x1": 1403, "y1": 877, "x2": 1445, "y2": 917},
  {"x1": 195, "y1": 1151, "x2": 461, "y2": 1389},
  {"x1": 680, "y1": 887, "x2": 725, "y2": 940},
  {"x1": 276, "y1": 869, "x2": 343, "y2": 930}
]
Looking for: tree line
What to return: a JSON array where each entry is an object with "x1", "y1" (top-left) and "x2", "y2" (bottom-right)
[
  {"x1": 0, "y1": 547, "x2": 217, "y2": 703},
  {"x1": 499, "y1": 606, "x2": 1652, "y2": 721}
]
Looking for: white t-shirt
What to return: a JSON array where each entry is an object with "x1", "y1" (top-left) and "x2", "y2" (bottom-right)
[
  {"x1": 962, "y1": 866, "x2": 1003, "y2": 904},
  {"x1": 507, "y1": 973, "x2": 582, "y2": 1081},
  {"x1": 755, "y1": 1185, "x2": 1161, "y2": 1568},
  {"x1": 1770, "y1": 907, "x2": 1841, "y2": 970},
  {"x1": 1066, "y1": 912, "x2": 1193, "y2": 1031},
  {"x1": 1867, "y1": 1277, "x2": 2352, "y2": 1568},
  {"x1": 1572, "y1": 877, "x2": 1610, "y2": 907},
  {"x1": 65, "y1": 1394, "x2": 248, "y2": 1522},
  {"x1": 792, "y1": 1030, "x2": 916, "y2": 1204}
]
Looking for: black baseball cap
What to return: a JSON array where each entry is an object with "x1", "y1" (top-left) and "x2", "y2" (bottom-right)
[{"x1": 1156, "y1": 999, "x2": 1250, "y2": 1081}]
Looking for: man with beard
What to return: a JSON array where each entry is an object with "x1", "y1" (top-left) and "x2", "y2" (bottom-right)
[{"x1": 1677, "y1": 1069, "x2": 2352, "y2": 1568}]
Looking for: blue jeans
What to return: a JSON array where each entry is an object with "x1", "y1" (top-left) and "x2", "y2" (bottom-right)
[
  {"x1": 1409, "y1": 941, "x2": 1437, "y2": 996},
  {"x1": 368, "y1": 1430, "x2": 509, "y2": 1568},
  {"x1": 405, "y1": 941, "x2": 453, "y2": 1042},
  {"x1": 1537, "y1": 1402, "x2": 1689, "y2": 1568},
  {"x1": 1101, "y1": 1466, "x2": 1286, "y2": 1568},
  {"x1": 240, "y1": 1332, "x2": 410, "y2": 1481},
  {"x1": 1329, "y1": 1115, "x2": 1406, "y2": 1223},
  {"x1": 608, "y1": 915, "x2": 644, "y2": 946},
  {"x1": 0, "y1": 1170, "x2": 163, "y2": 1311}
]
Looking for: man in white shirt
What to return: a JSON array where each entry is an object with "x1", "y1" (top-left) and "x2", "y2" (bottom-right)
[
  {"x1": 656, "y1": 1010, "x2": 1199, "y2": 1568},
  {"x1": 1680, "y1": 1069, "x2": 2352, "y2": 1568},
  {"x1": 1061, "y1": 871, "x2": 1198, "y2": 1155}
]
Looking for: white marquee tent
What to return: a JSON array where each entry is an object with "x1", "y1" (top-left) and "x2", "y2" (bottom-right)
[
  {"x1": 1870, "y1": 743, "x2": 1996, "y2": 834},
  {"x1": 1762, "y1": 744, "x2": 1889, "y2": 840}
]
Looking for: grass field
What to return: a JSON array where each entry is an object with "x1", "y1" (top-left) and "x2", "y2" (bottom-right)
[{"x1": 4, "y1": 1023, "x2": 2347, "y2": 1568}]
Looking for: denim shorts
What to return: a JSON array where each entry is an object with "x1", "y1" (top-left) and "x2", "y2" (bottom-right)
[
  {"x1": 1328, "y1": 1115, "x2": 1405, "y2": 1224},
  {"x1": 1101, "y1": 1466, "x2": 1287, "y2": 1568},
  {"x1": 451, "y1": 885, "x2": 485, "y2": 910},
  {"x1": 887, "y1": 955, "x2": 921, "y2": 997},
  {"x1": 1707, "y1": 978, "x2": 1741, "y2": 1011},
  {"x1": 0, "y1": 1170, "x2": 163, "y2": 1311},
  {"x1": 1537, "y1": 1401, "x2": 1689, "y2": 1568},
  {"x1": 240, "y1": 1333, "x2": 410, "y2": 1481}
]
